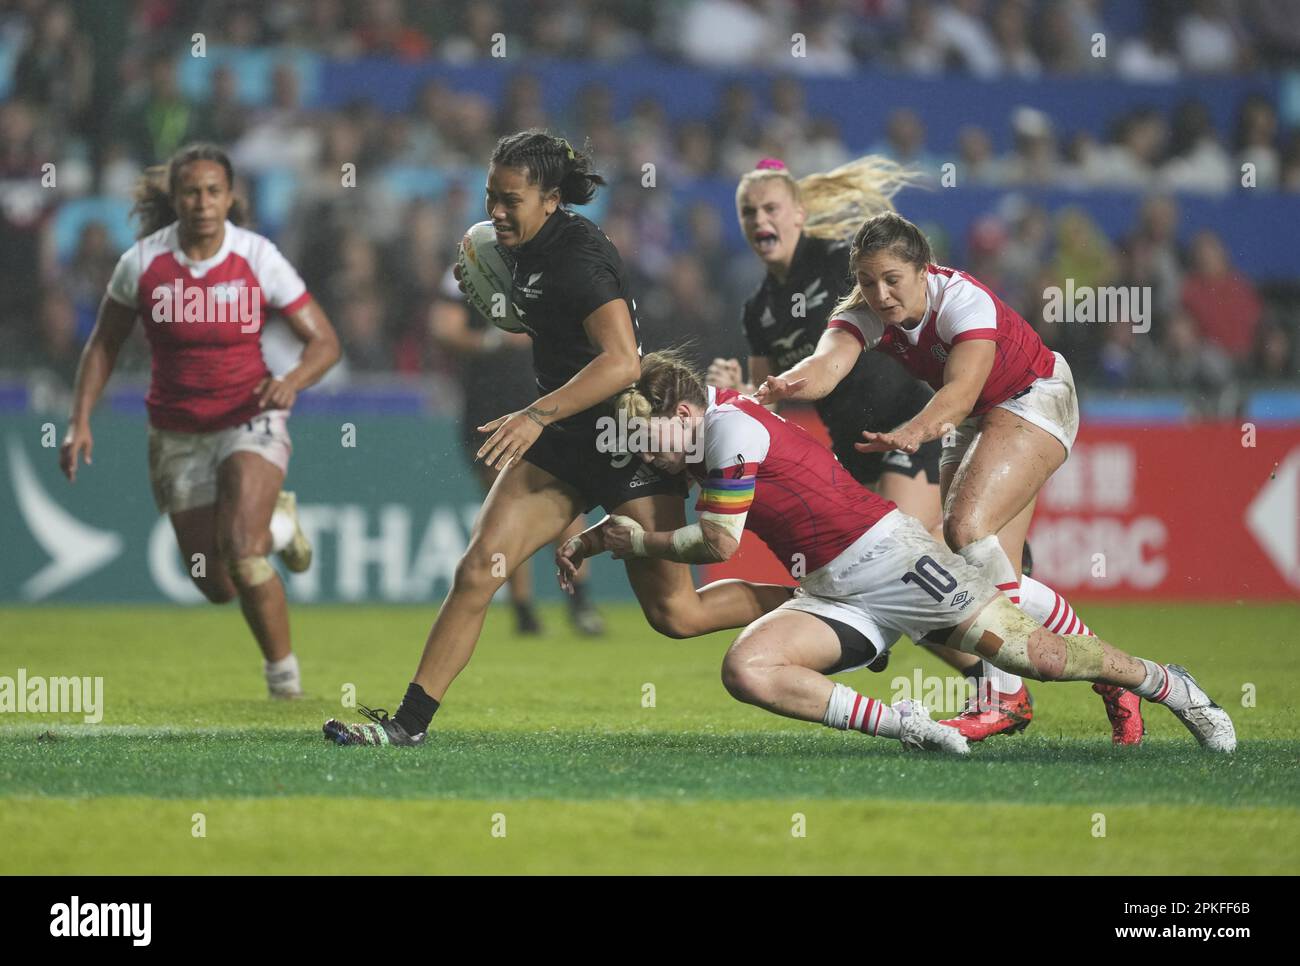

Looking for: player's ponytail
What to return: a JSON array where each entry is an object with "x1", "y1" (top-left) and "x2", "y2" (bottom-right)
[
  {"x1": 491, "y1": 130, "x2": 607, "y2": 206},
  {"x1": 830, "y1": 211, "x2": 934, "y2": 319},
  {"x1": 131, "y1": 142, "x2": 248, "y2": 238},
  {"x1": 615, "y1": 349, "x2": 708, "y2": 423},
  {"x1": 736, "y1": 154, "x2": 918, "y2": 242}
]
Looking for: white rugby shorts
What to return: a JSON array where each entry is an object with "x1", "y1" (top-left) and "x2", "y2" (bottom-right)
[
  {"x1": 779, "y1": 510, "x2": 1000, "y2": 671},
  {"x1": 148, "y1": 409, "x2": 292, "y2": 514},
  {"x1": 941, "y1": 351, "x2": 1079, "y2": 468}
]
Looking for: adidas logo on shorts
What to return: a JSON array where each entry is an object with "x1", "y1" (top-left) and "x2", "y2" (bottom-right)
[{"x1": 629, "y1": 464, "x2": 659, "y2": 488}]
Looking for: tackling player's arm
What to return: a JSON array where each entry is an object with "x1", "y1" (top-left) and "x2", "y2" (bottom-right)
[
  {"x1": 603, "y1": 438, "x2": 760, "y2": 565},
  {"x1": 60, "y1": 295, "x2": 138, "y2": 482},
  {"x1": 755, "y1": 327, "x2": 859, "y2": 405},
  {"x1": 856, "y1": 339, "x2": 994, "y2": 454},
  {"x1": 257, "y1": 296, "x2": 342, "y2": 410},
  {"x1": 604, "y1": 511, "x2": 745, "y2": 565},
  {"x1": 478, "y1": 298, "x2": 640, "y2": 469}
]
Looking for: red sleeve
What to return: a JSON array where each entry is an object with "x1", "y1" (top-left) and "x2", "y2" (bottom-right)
[{"x1": 827, "y1": 318, "x2": 866, "y2": 349}]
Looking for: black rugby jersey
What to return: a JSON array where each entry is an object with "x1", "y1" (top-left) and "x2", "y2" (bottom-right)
[
  {"x1": 508, "y1": 208, "x2": 640, "y2": 431},
  {"x1": 740, "y1": 232, "x2": 934, "y2": 458}
]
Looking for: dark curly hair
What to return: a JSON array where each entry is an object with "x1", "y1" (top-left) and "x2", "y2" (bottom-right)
[
  {"x1": 490, "y1": 130, "x2": 607, "y2": 206},
  {"x1": 131, "y1": 142, "x2": 248, "y2": 238}
]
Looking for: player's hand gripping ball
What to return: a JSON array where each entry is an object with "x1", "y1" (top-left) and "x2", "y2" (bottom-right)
[{"x1": 457, "y1": 221, "x2": 529, "y2": 334}]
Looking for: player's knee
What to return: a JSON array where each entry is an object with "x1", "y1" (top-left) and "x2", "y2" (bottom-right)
[
  {"x1": 641, "y1": 600, "x2": 698, "y2": 640},
  {"x1": 450, "y1": 545, "x2": 508, "y2": 604},
  {"x1": 943, "y1": 513, "x2": 989, "y2": 552},
  {"x1": 225, "y1": 555, "x2": 276, "y2": 590},
  {"x1": 720, "y1": 648, "x2": 766, "y2": 704}
]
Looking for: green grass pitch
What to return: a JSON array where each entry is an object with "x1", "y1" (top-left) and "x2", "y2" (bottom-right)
[{"x1": 1, "y1": 602, "x2": 1296, "y2": 874}]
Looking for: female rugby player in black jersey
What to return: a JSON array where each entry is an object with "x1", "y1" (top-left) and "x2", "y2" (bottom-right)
[
  {"x1": 325, "y1": 132, "x2": 791, "y2": 745},
  {"x1": 429, "y1": 265, "x2": 606, "y2": 638},
  {"x1": 709, "y1": 158, "x2": 1139, "y2": 744}
]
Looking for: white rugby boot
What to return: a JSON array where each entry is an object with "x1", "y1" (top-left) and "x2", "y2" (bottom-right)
[
  {"x1": 896, "y1": 699, "x2": 971, "y2": 756},
  {"x1": 274, "y1": 490, "x2": 313, "y2": 573},
  {"x1": 1164, "y1": 664, "x2": 1236, "y2": 753}
]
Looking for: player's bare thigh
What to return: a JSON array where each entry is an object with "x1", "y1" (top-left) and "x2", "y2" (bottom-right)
[
  {"x1": 942, "y1": 407, "x2": 1065, "y2": 547},
  {"x1": 169, "y1": 504, "x2": 236, "y2": 603},
  {"x1": 461, "y1": 457, "x2": 584, "y2": 587},
  {"x1": 214, "y1": 451, "x2": 283, "y2": 561},
  {"x1": 725, "y1": 608, "x2": 848, "y2": 679},
  {"x1": 479, "y1": 460, "x2": 588, "y2": 576}
]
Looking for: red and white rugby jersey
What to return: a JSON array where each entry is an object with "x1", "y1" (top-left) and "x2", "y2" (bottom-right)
[
  {"x1": 828, "y1": 264, "x2": 1055, "y2": 416},
  {"x1": 106, "y1": 220, "x2": 312, "y2": 433},
  {"x1": 690, "y1": 387, "x2": 896, "y2": 577}
]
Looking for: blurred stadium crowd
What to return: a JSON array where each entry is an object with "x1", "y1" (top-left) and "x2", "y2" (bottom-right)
[{"x1": 2, "y1": 0, "x2": 1297, "y2": 419}]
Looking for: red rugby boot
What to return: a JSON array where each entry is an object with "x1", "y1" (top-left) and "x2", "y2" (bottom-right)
[
  {"x1": 1093, "y1": 684, "x2": 1144, "y2": 745},
  {"x1": 937, "y1": 685, "x2": 1034, "y2": 742}
]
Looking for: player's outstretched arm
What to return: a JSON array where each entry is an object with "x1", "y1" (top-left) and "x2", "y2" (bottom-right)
[
  {"x1": 602, "y1": 513, "x2": 743, "y2": 565},
  {"x1": 858, "y1": 339, "x2": 995, "y2": 454},
  {"x1": 60, "y1": 295, "x2": 137, "y2": 483},
  {"x1": 756, "y1": 327, "x2": 858, "y2": 405}
]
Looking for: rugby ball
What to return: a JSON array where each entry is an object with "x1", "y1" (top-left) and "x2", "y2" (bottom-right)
[{"x1": 457, "y1": 221, "x2": 528, "y2": 333}]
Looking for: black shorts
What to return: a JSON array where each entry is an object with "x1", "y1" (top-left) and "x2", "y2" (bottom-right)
[
  {"x1": 523, "y1": 422, "x2": 689, "y2": 513},
  {"x1": 832, "y1": 437, "x2": 942, "y2": 487}
]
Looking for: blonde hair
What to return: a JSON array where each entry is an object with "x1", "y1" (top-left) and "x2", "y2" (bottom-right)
[
  {"x1": 735, "y1": 155, "x2": 918, "y2": 242},
  {"x1": 615, "y1": 349, "x2": 707, "y2": 423},
  {"x1": 829, "y1": 211, "x2": 934, "y2": 320}
]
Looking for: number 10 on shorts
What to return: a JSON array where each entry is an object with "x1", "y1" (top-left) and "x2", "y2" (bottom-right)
[{"x1": 901, "y1": 555, "x2": 958, "y2": 604}]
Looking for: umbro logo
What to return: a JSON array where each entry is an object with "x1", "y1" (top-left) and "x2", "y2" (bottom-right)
[{"x1": 951, "y1": 590, "x2": 972, "y2": 610}]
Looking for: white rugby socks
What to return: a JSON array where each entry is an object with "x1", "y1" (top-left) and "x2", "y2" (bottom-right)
[
  {"x1": 1132, "y1": 660, "x2": 1191, "y2": 709},
  {"x1": 823, "y1": 682, "x2": 902, "y2": 738},
  {"x1": 265, "y1": 653, "x2": 301, "y2": 697},
  {"x1": 1020, "y1": 575, "x2": 1093, "y2": 636},
  {"x1": 957, "y1": 535, "x2": 1024, "y2": 695}
]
